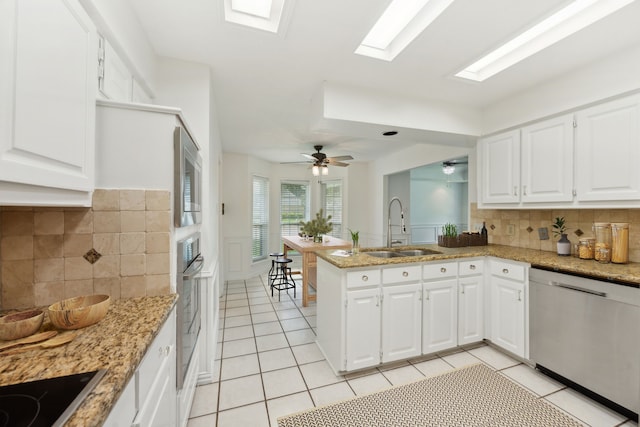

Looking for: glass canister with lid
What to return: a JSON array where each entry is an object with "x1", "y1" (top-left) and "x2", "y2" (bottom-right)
[
  {"x1": 611, "y1": 223, "x2": 629, "y2": 264},
  {"x1": 578, "y1": 237, "x2": 595, "y2": 260},
  {"x1": 593, "y1": 222, "x2": 611, "y2": 262}
]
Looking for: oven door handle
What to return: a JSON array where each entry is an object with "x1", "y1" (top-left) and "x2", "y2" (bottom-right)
[{"x1": 183, "y1": 255, "x2": 204, "y2": 279}]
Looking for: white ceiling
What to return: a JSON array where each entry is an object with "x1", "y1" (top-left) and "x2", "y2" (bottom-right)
[{"x1": 129, "y1": 0, "x2": 640, "y2": 164}]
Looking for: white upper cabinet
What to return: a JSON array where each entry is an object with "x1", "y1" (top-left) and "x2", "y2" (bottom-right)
[
  {"x1": 575, "y1": 94, "x2": 640, "y2": 202},
  {"x1": 479, "y1": 130, "x2": 521, "y2": 204},
  {"x1": 0, "y1": 0, "x2": 97, "y2": 205},
  {"x1": 99, "y1": 37, "x2": 133, "y2": 102},
  {"x1": 521, "y1": 114, "x2": 574, "y2": 203},
  {"x1": 479, "y1": 115, "x2": 574, "y2": 207}
]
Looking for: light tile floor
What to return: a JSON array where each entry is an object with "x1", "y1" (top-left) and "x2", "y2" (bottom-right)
[{"x1": 187, "y1": 272, "x2": 638, "y2": 427}]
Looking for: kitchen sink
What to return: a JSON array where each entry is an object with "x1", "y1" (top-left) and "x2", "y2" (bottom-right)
[
  {"x1": 395, "y1": 249, "x2": 442, "y2": 256},
  {"x1": 365, "y1": 251, "x2": 403, "y2": 258},
  {"x1": 365, "y1": 249, "x2": 442, "y2": 258}
]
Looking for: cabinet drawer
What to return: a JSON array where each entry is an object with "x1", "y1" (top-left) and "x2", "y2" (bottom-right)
[
  {"x1": 138, "y1": 309, "x2": 176, "y2": 406},
  {"x1": 459, "y1": 259, "x2": 484, "y2": 276},
  {"x1": 382, "y1": 265, "x2": 421, "y2": 284},
  {"x1": 490, "y1": 260, "x2": 525, "y2": 282},
  {"x1": 346, "y1": 269, "x2": 380, "y2": 289},
  {"x1": 423, "y1": 262, "x2": 458, "y2": 280}
]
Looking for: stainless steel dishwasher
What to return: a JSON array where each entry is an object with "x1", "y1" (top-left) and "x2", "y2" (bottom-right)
[{"x1": 530, "y1": 268, "x2": 640, "y2": 418}]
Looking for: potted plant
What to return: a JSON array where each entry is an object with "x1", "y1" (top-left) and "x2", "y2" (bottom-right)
[
  {"x1": 438, "y1": 223, "x2": 463, "y2": 248},
  {"x1": 299, "y1": 209, "x2": 333, "y2": 242},
  {"x1": 552, "y1": 216, "x2": 571, "y2": 256},
  {"x1": 348, "y1": 229, "x2": 360, "y2": 254}
]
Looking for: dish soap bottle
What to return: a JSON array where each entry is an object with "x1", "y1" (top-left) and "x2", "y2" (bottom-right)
[{"x1": 481, "y1": 222, "x2": 488, "y2": 237}]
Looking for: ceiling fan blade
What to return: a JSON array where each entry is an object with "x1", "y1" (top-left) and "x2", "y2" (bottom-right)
[
  {"x1": 327, "y1": 155, "x2": 353, "y2": 161},
  {"x1": 280, "y1": 161, "x2": 311, "y2": 164},
  {"x1": 301, "y1": 154, "x2": 316, "y2": 161},
  {"x1": 328, "y1": 161, "x2": 350, "y2": 167}
]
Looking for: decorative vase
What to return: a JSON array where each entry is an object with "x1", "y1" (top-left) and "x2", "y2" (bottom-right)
[
  {"x1": 557, "y1": 233, "x2": 571, "y2": 256},
  {"x1": 352, "y1": 241, "x2": 359, "y2": 255}
]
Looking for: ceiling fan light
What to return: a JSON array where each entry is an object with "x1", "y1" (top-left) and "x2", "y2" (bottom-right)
[
  {"x1": 312, "y1": 165, "x2": 320, "y2": 176},
  {"x1": 442, "y1": 164, "x2": 455, "y2": 175},
  {"x1": 321, "y1": 165, "x2": 329, "y2": 175}
]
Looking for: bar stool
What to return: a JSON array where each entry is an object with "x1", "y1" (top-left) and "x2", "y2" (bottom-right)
[
  {"x1": 271, "y1": 258, "x2": 296, "y2": 301},
  {"x1": 268, "y1": 252, "x2": 284, "y2": 286}
]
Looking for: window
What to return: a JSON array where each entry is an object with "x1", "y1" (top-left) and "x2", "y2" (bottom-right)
[
  {"x1": 321, "y1": 180, "x2": 343, "y2": 238},
  {"x1": 280, "y1": 181, "x2": 309, "y2": 237},
  {"x1": 252, "y1": 176, "x2": 269, "y2": 261}
]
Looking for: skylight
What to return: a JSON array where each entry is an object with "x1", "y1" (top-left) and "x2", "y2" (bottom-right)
[
  {"x1": 224, "y1": 0, "x2": 287, "y2": 33},
  {"x1": 455, "y1": 0, "x2": 636, "y2": 81},
  {"x1": 355, "y1": 0, "x2": 455, "y2": 61}
]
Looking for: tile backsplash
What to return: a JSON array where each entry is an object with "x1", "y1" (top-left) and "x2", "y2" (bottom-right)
[
  {"x1": 0, "y1": 189, "x2": 171, "y2": 309},
  {"x1": 470, "y1": 203, "x2": 640, "y2": 262}
]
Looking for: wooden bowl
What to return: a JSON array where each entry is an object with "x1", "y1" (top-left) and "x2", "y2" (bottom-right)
[
  {"x1": 0, "y1": 309, "x2": 44, "y2": 341},
  {"x1": 48, "y1": 295, "x2": 110, "y2": 330}
]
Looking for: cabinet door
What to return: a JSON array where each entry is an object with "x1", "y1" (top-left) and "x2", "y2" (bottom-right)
[
  {"x1": 521, "y1": 115, "x2": 574, "y2": 203},
  {"x1": 479, "y1": 130, "x2": 520, "y2": 204},
  {"x1": 100, "y1": 37, "x2": 133, "y2": 102},
  {"x1": 381, "y1": 283, "x2": 422, "y2": 363},
  {"x1": 458, "y1": 276, "x2": 484, "y2": 345},
  {"x1": 575, "y1": 94, "x2": 640, "y2": 201},
  {"x1": 345, "y1": 288, "x2": 381, "y2": 371},
  {"x1": 422, "y1": 279, "x2": 457, "y2": 354},
  {"x1": 491, "y1": 277, "x2": 525, "y2": 357},
  {"x1": 0, "y1": 0, "x2": 96, "y2": 193}
]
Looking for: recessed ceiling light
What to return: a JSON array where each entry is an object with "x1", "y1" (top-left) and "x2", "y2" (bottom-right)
[
  {"x1": 455, "y1": 0, "x2": 636, "y2": 81},
  {"x1": 224, "y1": 0, "x2": 289, "y2": 33},
  {"x1": 356, "y1": 0, "x2": 455, "y2": 61},
  {"x1": 383, "y1": 131, "x2": 398, "y2": 136}
]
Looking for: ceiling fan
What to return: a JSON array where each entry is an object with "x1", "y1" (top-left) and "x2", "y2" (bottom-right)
[
  {"x1": 283, "y1": 145, "x2": 354, "y2": 175},
  {"x1": 442, "y1": 159, "x2": 468, "y2": 175}
]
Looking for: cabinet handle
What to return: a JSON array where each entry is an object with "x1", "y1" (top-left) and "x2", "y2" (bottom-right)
[
  {"x1": 362, "y1": 275, "x2": 368, "y2": 282},
  {"x1": 159, "y1": 345, "x2": 171, "y2": 357},
  {"x1": 469, "y1": 264, "x2": 476, "y2": 270},
  {"x1": 518, "y1": 290, "x2": 522, "y2": 301},
  {"x1": 440, "y1": 267, "x2": 447, "y2": 273},
  {"x1": 402, "y1": 271, "x2": 409, "y2": 277},
  {"x1": 461, "y1": 287, "x2": 465, "y2": 295},
  {"x1": 523, "y1": 185, "x2": 527, "y2": 195},
  {"x1": 514, "y1": 186, "x2": 518, "y2": 196},
  {"x1": 502, "y1": 268, "x2": 509, "y2": 274},
  {"x1": 376, "y1": 295, "x2": 380, "y2": 307},
  {"x1": 425, "y1": 290, "x2": 429, "y2": 300}
]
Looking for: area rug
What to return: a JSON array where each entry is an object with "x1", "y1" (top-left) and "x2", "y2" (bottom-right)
[{"x1": 277, "y1": 363, "x2": 583, "y2": 427}]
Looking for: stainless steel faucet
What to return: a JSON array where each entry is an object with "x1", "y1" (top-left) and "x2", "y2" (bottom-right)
[{"x1": 387, "y1": 197, "x2": 406, "y2": 248}]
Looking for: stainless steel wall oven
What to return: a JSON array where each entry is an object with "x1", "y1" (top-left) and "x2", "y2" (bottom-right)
[
  {"x1": 174, "y1": 126, "x2": 202, "y2": 227},
  {"x1": 176, "y1": 232, "x2": 203, "y2": 390}
]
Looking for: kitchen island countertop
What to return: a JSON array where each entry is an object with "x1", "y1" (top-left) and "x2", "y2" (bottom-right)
[
  {"x1": 0, "y1": 294, "x2": 177, "y2": 426},
  {"x1": 317, "y1": 244, "x2": 640, "y2": 286}
]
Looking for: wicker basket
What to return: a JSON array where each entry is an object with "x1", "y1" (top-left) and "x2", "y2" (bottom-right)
[
  {"x1": 438, "y1": 235, "x2": 467, "y2": 248},
  {"x1": 438, "y1": 234, "x2": 487, "y2": 248}
]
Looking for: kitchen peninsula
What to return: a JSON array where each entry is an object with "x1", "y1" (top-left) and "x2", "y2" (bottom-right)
[
  {"x1": 282, "y1": 235, "x2": 351, "y2": 306},
  {"x1": 315, "y1": 243, "x2": 640, "y2": 376}
]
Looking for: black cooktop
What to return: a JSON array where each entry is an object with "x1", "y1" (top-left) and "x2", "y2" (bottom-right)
[{"x1": 0, "y1": 370, "x2": 106, "y2": 427}]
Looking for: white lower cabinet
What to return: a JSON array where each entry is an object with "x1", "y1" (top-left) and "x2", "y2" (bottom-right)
[
  {"x1": 381, "y1": 282, "x2": 422, "y2": 363},
  {"x1": 422, "y1": 278, "x2": 457, "y2": 353},
  {"x1": 458, "y1": 259, "x2": 484, "y2": 345},
  {"x1": 104, "y1": 307, "x2": 177, "y2": 427},
  {"x1": 345, "y1": 288, "x2": 381, "y2": 371},
  {"x1": 489, "y1": 260, "x2": 527, "y2": 358},
  {"x1": 317, "y1": 256, "x2": 527, "y2": 374}
]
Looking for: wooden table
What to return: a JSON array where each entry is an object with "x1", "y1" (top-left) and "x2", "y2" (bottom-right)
[{"x1": 282, "y1": 235, "x2": 352, "y2": 306}]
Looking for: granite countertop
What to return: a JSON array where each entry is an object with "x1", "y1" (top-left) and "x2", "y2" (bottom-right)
[
  {"x1": 0, "y1": 294, "x2": 177, "y2": 427},
  {"x1": 317, "y1": 244, "x2": 640, "y2": 286}
]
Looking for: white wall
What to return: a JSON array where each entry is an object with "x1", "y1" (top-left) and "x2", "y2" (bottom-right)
[{"x1": 482, "y1": 44, "x2": 640, "y2": 135}]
